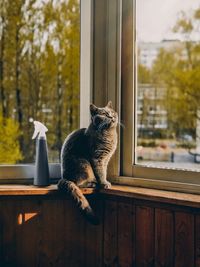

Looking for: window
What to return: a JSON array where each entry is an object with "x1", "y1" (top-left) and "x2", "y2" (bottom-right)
[
  {"x1": 0, "y1": 0, "x2": 80, "y2": 166},
  {"x1": 0, "y1": 0, "x2": 92, "y2": 182},
  {"x1": 2, "y1": 0, "x2": 200, "y2": 193},
  {"x1": 117, "y1": 0, "x2": 200, "y2": 194},
  {"x1": 136, "y1": 0, "x2": 200, "y2": 173}
]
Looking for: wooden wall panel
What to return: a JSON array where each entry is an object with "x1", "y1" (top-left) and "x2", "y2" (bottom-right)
[
  {"x1": 135, "y1": 206, "x2": 154, "y2": 267},
  {"x1": 39, "y1": 199, "x2": 67, "y2": 267},
  {"x1": 103, "y1": 200, "x2": 118, "y2": 267},
  {"x1": 155, "y1": 208, "x2": 174, "y2": 267},
  {"x1": 0, "y1": 200, "x2": 19, "y2": 267},
  {"x1": 16, "y1": 200, "x2": 42, "y2": 267},
  {"x1": 85, "y1": 197, "x2": 103, "y2": 267},
  {"x1": 0, "y1": 195, "x2": 199, "y2": 267},
  {"x1": 57, "y1": 199, "x2": 74, "y2": 267},
  {"x1": 61, "y1": 198, "x2": 87, "y2": 267},
  {"x1": 196, "y1": 215, "x2": 200, "y2": 267},
  {"x1": 118, "y1": 199, "x2": 134, "y2": 267},
  {"x1": 175, "y1": 212, "x2": 194, "y2": 267}
]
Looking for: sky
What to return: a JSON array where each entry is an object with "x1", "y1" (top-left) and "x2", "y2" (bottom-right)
[{"x1": 136, "y1": 0, "x2": 200, "y2": 42}]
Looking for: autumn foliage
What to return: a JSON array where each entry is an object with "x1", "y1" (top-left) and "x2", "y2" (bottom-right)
[{"x1": 0, "y1": 0, "x2": 80, "y2": 163}]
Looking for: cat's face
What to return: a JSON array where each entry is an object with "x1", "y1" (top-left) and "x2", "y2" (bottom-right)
[{"x1": 90, "y1": 101, "x2": 118, "y2": 130}]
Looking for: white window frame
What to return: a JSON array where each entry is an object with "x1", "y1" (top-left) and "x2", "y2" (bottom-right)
[
  {"x1": 110, "y1": 0, "x2": 200, "y2": 195},
  {"x1": 0, "y1": 0, "x2": 92, "y2": 183}
]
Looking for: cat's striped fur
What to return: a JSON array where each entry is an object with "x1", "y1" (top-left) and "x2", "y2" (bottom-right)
[{"x1": 58, "y1": 101, "x2": 118, "y2": 225}]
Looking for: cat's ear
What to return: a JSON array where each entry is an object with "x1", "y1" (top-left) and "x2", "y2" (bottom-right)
[
  {"x1": 107, "y1": 101, "x2": 113, "y2": 109},
  {"x1": 90, "y1": 103, "x2": 98, "y2": 115}
]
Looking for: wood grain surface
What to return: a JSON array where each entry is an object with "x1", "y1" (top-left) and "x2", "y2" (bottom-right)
[{"x1": 0, "y1": 189, "x2": 199, "y2": 267}]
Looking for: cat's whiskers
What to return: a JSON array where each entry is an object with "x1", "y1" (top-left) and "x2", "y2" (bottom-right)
[{"x1": 118, "y1": 121, "x2": 125, "y2": 129}]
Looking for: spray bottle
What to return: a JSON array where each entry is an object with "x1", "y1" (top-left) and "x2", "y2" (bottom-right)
[{"x1": 32, "y1": 121, "x2": 50, "y2": 186}]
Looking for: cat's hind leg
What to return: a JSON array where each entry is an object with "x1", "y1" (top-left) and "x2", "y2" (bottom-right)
[
  {"x1": 77, "y1": 160, "x2": 97, "y2": 188},
  {"x1": 62, "y1": 157, "x2": 95, "y2": 184}
]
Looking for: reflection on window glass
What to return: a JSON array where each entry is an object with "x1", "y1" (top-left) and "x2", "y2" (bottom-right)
[
  {"x1": 0, "y1": 0, "x2": 80, "y2": 164},
  {"x1": 136, "y1": 0, "x2": 200, "y2": 171}
]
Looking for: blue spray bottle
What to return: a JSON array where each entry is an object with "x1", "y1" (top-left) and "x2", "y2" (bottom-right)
[{"x1": 32, "y1": 121, "x2": 50, "y2": 186}]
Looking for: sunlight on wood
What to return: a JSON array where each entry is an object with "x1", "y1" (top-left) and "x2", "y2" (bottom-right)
[{"x1": 18, "y1": 213, "x2": 38, "y2": 225}]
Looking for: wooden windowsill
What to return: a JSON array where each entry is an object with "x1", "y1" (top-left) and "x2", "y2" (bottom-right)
[
  {"x1": 101, "y1": 186, "x2": 200, "y2": 208},
  {"x1": 0, "y1": 185, "x2": 95, "y2": 196},
  {"x1": 0, "y1": 184, "x2": 200, "y2": 208}
]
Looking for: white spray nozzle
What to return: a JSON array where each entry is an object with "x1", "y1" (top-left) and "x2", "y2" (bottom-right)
[{"x1": 32, "y1": 121, "x2": 48, "y2": 139}]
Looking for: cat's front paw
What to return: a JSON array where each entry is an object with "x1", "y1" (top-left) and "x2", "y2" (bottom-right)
[{"x1": 100, "y1": 181, "x2": 112, "y2": 189}]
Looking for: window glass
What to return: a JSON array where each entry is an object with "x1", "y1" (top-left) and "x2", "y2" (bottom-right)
[
  {"x1": 136, "y1": 0, "x2": 200, "y2": 171},
  {"x1": 0, "y1": 0, "x2": 80, "y2": 164}
]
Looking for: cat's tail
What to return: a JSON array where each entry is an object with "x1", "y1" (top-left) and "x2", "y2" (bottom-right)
[{"x1": 57, "y1": 179, "x2": 100, "y2": 225}]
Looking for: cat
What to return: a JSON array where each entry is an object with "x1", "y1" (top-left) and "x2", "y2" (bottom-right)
[{"x1": 57, "y1": 101, "x2": 118, "y2": 225}]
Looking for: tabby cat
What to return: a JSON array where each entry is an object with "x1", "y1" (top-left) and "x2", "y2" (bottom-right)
[{"x1": 58, "y1": 101, "x2": 118, "y2": 224}]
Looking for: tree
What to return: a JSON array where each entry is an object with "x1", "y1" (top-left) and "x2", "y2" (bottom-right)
[
  {"x1": 149, "y1": 8, "x2": 200, "y2": 139},
  {"x1": 138, "y1": 64, "x2": 151, "y2": 84},
  {"x1": 0, "y1": 0, "x2": 8, "y2": 117},
  {"x1": 0, "y1": 113, "x2": 22, "y2": 163},
  {"x1": 0, "y1": 0, "x2": 80, "y2": 163}
]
